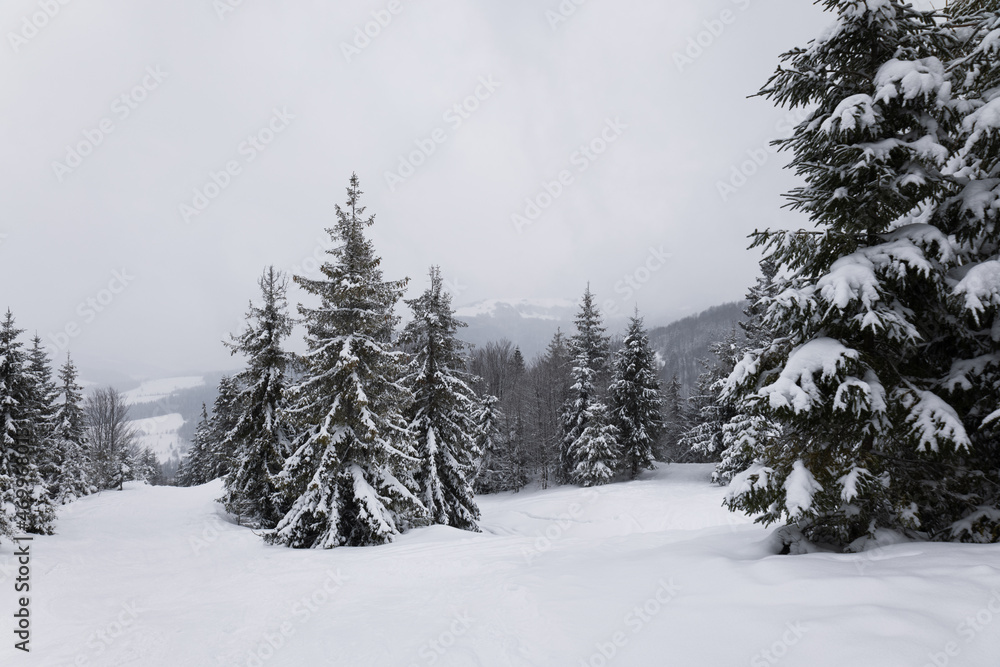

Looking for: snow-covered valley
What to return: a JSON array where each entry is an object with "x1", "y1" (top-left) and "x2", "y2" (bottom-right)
[{"x1": 2, "y1": 464, "x2": 998, "y2": 667}]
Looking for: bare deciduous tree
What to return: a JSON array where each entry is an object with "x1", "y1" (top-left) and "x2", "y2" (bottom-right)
[{"x1": 85, "y1": 387, "x2": 139, "y2": 491}]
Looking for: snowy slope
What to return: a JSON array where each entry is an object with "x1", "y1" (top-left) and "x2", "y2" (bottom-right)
[
  {"x1": 123, "y1": 376, "x2": 206, "y2": 405},
  {"x1": 454, "y1": 298, "x2": 579, "y2": 321},
  {"x1": 129, "y1": 413, "x2": 186, "y2": 463},
  {"x1": 1, "y1": 465, "x2": 998, "y2": 666}
]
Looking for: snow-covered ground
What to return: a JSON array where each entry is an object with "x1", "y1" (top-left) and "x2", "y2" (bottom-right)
[
  {"x1": 1, "y1": 464, "x2": 998, "y2": 666},
  {"x1": 123, "y1": 376, "x2": 205, "y2": 405},
  {"x1": 129, "y1": 413, "x2": 187, "y2": 463}
]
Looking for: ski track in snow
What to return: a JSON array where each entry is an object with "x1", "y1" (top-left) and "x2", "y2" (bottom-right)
[{"x1": 1, "y1": 464, "x2": 999, "y2": 666}]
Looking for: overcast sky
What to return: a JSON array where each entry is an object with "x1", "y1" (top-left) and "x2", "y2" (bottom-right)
[{"x1": 0, "y1": 0, "x2": 840, "y2": 379}]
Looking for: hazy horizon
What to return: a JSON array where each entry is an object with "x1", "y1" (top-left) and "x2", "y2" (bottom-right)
[{"x1": 1, "y1": 0, "x2": 849, "y2": 378}]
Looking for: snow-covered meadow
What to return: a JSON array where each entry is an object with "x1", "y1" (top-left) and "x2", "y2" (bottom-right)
[{"x1": 2, "y1": 464, "x2": 998, "y2": 667}]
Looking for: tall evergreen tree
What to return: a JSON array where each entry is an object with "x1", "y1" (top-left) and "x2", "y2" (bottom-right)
[
  {"x1": 472, "y1": 394, "x2": 505, "y2": 494},
  {"x1": 609, "y1": 312, "x2": 664, "y2": 480},
  {"x1": 680, "y1": 329, "x2": 742, "y2": 462},
  {"x1": 931, "y1": 0, "x2": 1000, "y2": 542},
  {"x1": 26, "y1": 335, "x2": 60, "y2": 496},
  {"x1": 562, "y1": 286, "x2": 618, "y2": 486},
  {"x1": 222, "y1": 266, "x2": 295, "y2": 528},
  {"x1": 400, "y1": 266, "x2": 481, "y2": 531},
  {"x1": 51, "y1": 354, "x2": 93, "y2": 503},
  {"x1": 177, "y1": 404, "x2": 213, "y2": 487},
  {"x1": 271, "y1": 174, "x2": 423, "y2": 549},
  {"x1": 205, "y1": 375, "x2": 240, "y2": 481},
  {"x1": 0, "y1": 312, "x2": 55, "y2": 537},
  {"x1": 724, "y1": 0, "x2": 999, "y2": 548}
]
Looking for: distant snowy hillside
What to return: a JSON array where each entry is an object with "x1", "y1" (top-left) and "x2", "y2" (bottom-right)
[
  {"x1": 456, "y1": 298, "x2": 582, "y2": 359},
  {"x1": 455, "y1": 298, "x2": 579, "y2": 321},
  {"x1": 129, "y1": 413, "x2": 186, "y2": 464},
  {"x1": 122, "y1": 372, "x2": 230, "y2": 465},
  {"x1": 124, "y1": 376, "x2": 206, "y2": 404}
]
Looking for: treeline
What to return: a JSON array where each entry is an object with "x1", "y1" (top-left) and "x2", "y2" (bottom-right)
[
  {"x1": 175, "y1": 175, "x2": 673, "y2": 549},
  {"x1": 0, "y1": 313, "x2": 161, "y2": 538}
]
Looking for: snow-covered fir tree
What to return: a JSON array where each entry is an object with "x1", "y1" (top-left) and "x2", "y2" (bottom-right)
[
  {"x1": 472, "y1": 394, "x2": 505, "y2": 494},
  {"x1": 177, "y1": 404, "x2": 214, "y2": 487},
  {"x1": 927, "y1": 0, "x2": 1000, "y2": 542},
  {"x1": 26, "y1": 335, "x2": 60, "y2": 498},
  {"x1": 51, "y1": 354, "x2": 93, "y2": 503},
  {"x1": 562, "y1": 286, "x2": 618, "y2": 486},
  {"x1": 680, "y1": 329, "x2": 742, "y2": 462},
  {"x1": 270, "y1": 174, "x2": 423, "y2": 549},
  {"x1": 222, "y1": 266, "x2": 295, "y2": 528},
  {"x1": 0, "y1": 312, "x2": 55, "y2": 537},
  {"x1": 400, "y1": 266, "x2": 481, "y2": 531},
  {"x1": 710, "y1": 263, "x2": 782, "y2": 486},
  {"x1": 724, "y1": 0, "x2": 1000, "y2": 548},
  {"x1": 206, "y1": 375, "x2": 240, "y2": 481},
  {"x1": 608, "y1": 311, "x2": 664, "y2": 480}
]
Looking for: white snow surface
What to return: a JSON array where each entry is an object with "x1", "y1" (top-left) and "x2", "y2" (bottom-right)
[
  {"x1": 123, "y1": 376, "x2": 205, "y2": 405},
  {"x1": 2, "y1": 464, "x2": 999, "y2": 666},
  {"x1": 129, "y1": 413, "x2": 187, "y2": 463}
]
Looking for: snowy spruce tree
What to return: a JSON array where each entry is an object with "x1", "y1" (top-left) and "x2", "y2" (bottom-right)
[
  {"x1": 271, "y1": 174, "x2": 423, "y2": 549},
  {"x1": 222, "y1": 266, "x2": 294, "y2": 528},
  {"x1": 0, "y1": 312, "x2": 55, "y2": 537},
  {"x1": 26, "y1": 335, "x2": 61, "y2": 500},
  {"x1": 177, "y1": 405, "x2": 214, "y2": 487},
  {"x1": 927, "y1": 0, "x2": 1000, "y2": 542},
  {"x1": 724, "y1": 0, "x2": 1000, "y2": 548},
  {"x1": 472, "y1": 394, "x2": 505, "y2": 494},
  {"x1": 562, "y1": 286, "x2": 618, "y2": 487},
  {"x1": 608, "y1": 311, "x2": 664, "y2": 480},
  {"x1": 205, "y1": 375, "x2": 240, "y2": 481},
  {"x1": 51, "y1": 354, "x2": 93, "y2": 502},
  {"x1": 680, "y1": 329, "x2": 742, "y2": 463},
  {"x1": 400, "y1": 266, "x2": 481, "y2": 531}
]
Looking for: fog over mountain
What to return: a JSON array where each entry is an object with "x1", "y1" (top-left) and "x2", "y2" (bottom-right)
[{"x1": 0, "y1": 0, "x2": 840, "y2": 378}]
